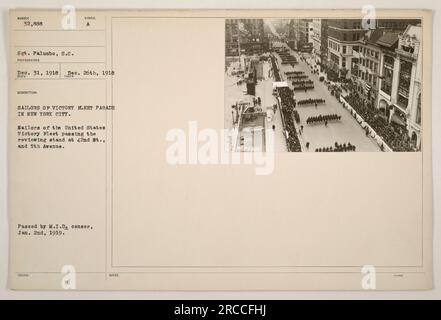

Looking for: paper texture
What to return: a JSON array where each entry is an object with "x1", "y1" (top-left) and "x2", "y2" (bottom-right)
[{"x1": 8, "y1": 9, "x2": 432, "y2": 290}]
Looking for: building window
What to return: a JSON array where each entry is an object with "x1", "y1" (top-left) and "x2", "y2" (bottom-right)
[
  {"x1": 342, "y1": 45, "x2": 346, "y2": 54},
  {"x1": 381, "y1": 56, "x2": 394, "y2": 96},
  {"x1": 398, "y1": 94, "x2": 409, "y2": 108},
  {"x1": 384, "y1": 55, "x2": 394, "y2": 68},
  {"x1": 398, "y1": 60, "x2": 412, "y2": 108}
]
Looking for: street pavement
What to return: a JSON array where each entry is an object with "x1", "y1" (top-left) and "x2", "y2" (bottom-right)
[
  {"x1": 275, "y1": 44, "x2": 381, "y2": 152},
  {"x1": 254, "y1": 72, "x2": 288, "y2": 152}
]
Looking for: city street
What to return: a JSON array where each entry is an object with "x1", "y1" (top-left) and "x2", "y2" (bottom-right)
[{"x1": 275, "y1": 43, "x2": 381, "y2": 152}]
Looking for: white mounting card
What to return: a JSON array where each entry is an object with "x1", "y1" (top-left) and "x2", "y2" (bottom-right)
[{"x1": 8, "y1": 9, "x2": 433, "y2": 290}]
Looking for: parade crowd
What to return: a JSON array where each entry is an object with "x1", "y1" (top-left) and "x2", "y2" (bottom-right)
[
  {"x1": 278, "y1": 86, "x2": 302, "y2": 152},
  {"x1": 292, "y1": 80, "x2": 314, "y2": 86},
  {"x1": 285, "y1": 71, "x2": 304, "y2": 75},
  {"x1": 270, "y1": 55, "x2": 302, "y2": 152},
  {"x1": 293, "y1": 84, "x2": 315, "y2": 91},
  {"x1": 344, "y1": 93, "x2": 415, "y2": 152},
  {"x1": 297, "y1": 98, "x2": 326, "y2": 106},
  {"x1": 315, "y1": 142, "x2": 356, "y2": 152},
  {"x1": 277, "y1": 48, "x2": 298, "y2": 67},
  {"x1": 270, "y1": 45, "x2": 414, "y2": 153},
  {"x1": 306, "y1": 114, "x2": 341, "y2": 125}
]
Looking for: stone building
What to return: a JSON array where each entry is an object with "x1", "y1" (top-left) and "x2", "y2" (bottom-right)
[
  {"x1": 312, "y1": 19, "x2": 328, "y2": 64},
  {"x1": 377, "y1": 25, "x2": 422, "y2": 149}
]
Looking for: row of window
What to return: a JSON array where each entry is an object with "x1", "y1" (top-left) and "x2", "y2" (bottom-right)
[
  {"x1": 328, "y1": 39, "x2": 340, "y2": 52},
  {"x1": 359, "y1": 58, "x2": 379, "y2": 73},
  {"x1": 361, "y1": 47, "x2": 379, "y2": 59},
  {"x1": 328, "y1": 40, "x2": 350, "y2": 55},
  {"x1": 381, "y1": 67, "x2": 393, "y2": 95},
  {"x1": 329, "y1": 40, "x2": 362, "y2": 57}
]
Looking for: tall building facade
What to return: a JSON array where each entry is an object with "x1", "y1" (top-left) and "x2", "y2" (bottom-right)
[
  {"x1": 351, "y1": 29, "x2": 385, "y2": 108},
  {"x1": 225, "y1": 19, "x2": 270, "y2": 57},
  {"x1": 287, "y1": 19, "x2": 300, "y2": 50},
  {"x1": 312, "y1": 19, "x2": 328, "y2": 64},
  {"x1": 299, "y1": 19, "x2": 313, "y2": 52},
  {"x1": 377, "y1": 25, "x2": 422, "y2": 149},
  {"x1": 326, "y1": 19, "x2": 420, "y2": 80},
  {"x1": 327, "y1": 19, "x2": 366, "y2": 80},
  {"x1": 225, "y1": 19, "x2": 240, "y2": 56},
  {"x1": 239, "y1": 19, "x2": 269, "y2": 54},
  {"x1": 287, "y1": 19, "x2": 313, "y2": 52}
]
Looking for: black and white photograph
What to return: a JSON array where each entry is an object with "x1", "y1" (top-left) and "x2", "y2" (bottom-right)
[{"x1": 225, "y1": 18, "x2": 423, "y2": 152}]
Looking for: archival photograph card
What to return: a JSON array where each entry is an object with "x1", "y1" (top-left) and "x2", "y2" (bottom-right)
[{"x1": 8, "y1": 9, "x2": 433, "y2": 290}]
